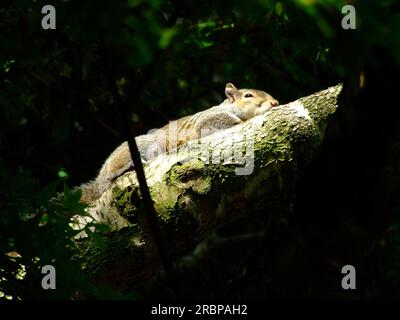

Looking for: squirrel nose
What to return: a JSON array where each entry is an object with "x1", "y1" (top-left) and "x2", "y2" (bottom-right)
[{"x1": 269, "y1": 100, "x2": 279, "y2": 107}]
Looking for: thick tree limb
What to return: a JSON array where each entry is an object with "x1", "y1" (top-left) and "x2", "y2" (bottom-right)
[{"x1": 73, "y1": 84, "x2": 342, "y2": 290}]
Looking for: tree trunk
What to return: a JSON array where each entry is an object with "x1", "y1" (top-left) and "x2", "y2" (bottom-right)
[{"x1": 72, "y1": 84, "x2": 343, "y2": 290}]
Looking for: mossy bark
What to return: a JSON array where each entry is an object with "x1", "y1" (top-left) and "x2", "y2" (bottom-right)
[{"x1": 73, "y1": 84, "x2": 342, "y2": 290}]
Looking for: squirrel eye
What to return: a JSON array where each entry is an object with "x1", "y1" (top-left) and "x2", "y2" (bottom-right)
[{"x1": 244, "y1": 93, "x2": 254, "y2": 98}]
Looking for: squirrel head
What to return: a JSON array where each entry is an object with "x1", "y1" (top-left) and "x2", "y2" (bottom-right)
[{"x1": 225, "y1": 83, "x2": 279, "y2": 120}]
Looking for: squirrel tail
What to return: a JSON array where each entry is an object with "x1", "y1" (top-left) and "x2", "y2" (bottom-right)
[{"x1": 79, "y1": 180, "x2": 101, "y2": 204}]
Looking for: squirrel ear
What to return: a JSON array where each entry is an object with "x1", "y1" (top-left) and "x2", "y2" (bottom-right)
[{"x1": 225, "y1": 83, "x2": 238, "y2": 102}]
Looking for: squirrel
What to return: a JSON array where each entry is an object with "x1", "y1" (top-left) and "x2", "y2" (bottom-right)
[{"x1": 79, "y1": 83, "x2": 279, "y2": 203}]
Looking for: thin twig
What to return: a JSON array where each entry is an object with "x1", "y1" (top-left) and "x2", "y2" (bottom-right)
[{"x1": 98, "y1": 32, "x2": 176, "y2": 292}]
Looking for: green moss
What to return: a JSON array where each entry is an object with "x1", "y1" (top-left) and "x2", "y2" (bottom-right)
[
  {"x1": 151, "y1": 182, "x2": 179, "y2": 221},
  {"x1": 111, "y1": 185, "x2": 138, "y2": 222},
  {"x1": 165, "y1": 159, "x2": 212, "y2": 194}
]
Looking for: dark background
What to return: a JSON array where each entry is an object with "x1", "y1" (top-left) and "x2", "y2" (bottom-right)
[{"x1": 0, "y1": 0, "x2": 400, "y2": 299}]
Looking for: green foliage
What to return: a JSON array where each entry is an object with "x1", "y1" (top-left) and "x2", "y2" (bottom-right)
[
  {"x1": 0, "y1": 169, "x2": 83, "y2": 299},
  {"x1": 0, "y1": 169, "x2": 122, "y2": 299}
]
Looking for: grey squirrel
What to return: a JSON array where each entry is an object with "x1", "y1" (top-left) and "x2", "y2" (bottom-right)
[{"x1": 80, "y1": 83, "x2": 279, "y2": 203}]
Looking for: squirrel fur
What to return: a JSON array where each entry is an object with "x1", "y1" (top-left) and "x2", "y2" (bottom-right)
[{"x1": 80, "y1": 83, "x2": 278, "y2": 203}]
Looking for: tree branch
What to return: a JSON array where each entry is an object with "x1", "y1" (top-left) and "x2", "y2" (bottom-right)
[{"x1": 72, "y1": 84, "x2": 342, "y2": 291}]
